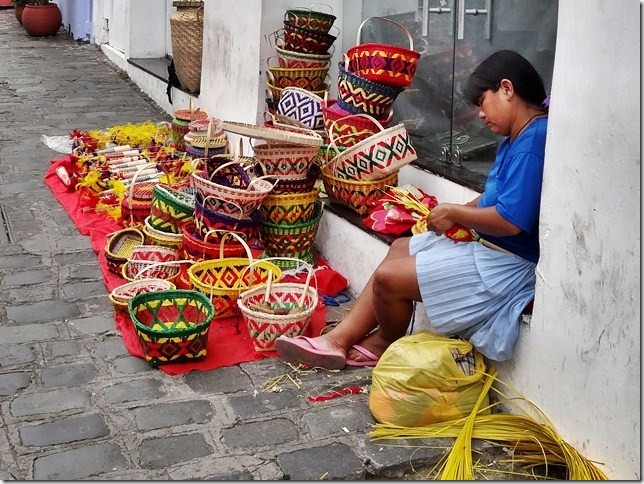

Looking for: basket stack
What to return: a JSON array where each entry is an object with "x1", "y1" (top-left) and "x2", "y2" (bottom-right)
[
  {"x1": 171, "y1": 108, "x2": 209, "y2": 151},
  {"x1": 318, "y1": 16, "x2": 422, "y2": 215},
  {"x1": 264, "y1": 6, "x2": 337, "y2": 133},
  {"x1": 184, "y1": 117, "x2": 228, "y2": 160}
]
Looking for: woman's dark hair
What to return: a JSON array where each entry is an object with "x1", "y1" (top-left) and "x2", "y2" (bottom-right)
[{"x1": 463, "y1": 50, "x2": 547, "y2": 108}]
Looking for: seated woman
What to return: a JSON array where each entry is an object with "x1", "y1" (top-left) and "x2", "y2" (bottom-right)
[{"x1": 275, "y1": 50, "x2": 549, "y2": 370}]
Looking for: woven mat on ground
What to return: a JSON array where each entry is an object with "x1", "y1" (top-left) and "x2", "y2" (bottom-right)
[{"x1": 45, "y1": 156, "x2": 347, "y2": 375}]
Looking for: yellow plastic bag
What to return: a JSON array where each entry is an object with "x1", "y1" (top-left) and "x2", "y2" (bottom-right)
[{"x1": 369, "y1": 331, "x2": 490, "y2": 427}]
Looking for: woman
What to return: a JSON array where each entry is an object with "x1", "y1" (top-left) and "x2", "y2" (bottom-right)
[{"x1": 275, "y1": 50, "x2": 549, "y2": 369}]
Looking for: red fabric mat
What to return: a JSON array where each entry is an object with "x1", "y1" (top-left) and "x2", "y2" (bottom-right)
[{"x1": 45, "y1": 157, "x2": 346, "y2": 375}]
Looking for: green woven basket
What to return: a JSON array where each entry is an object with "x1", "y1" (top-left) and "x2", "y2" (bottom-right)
[
  {"x1": 149, "y1": 184, "x2": 195, "y2": 234},
  {"x1": 128, "y1": 289, "x2": 215, "y2": 366}
]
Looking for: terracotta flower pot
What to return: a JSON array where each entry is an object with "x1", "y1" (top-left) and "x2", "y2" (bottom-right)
[
  {"x1": 21, "y1": 3, "x2": 62, "y2": 37},
  {"x1": 14, "y1": 4, "x2": 25, "y2": 24}
]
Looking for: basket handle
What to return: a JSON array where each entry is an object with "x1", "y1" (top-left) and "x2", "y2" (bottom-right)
[
  {"x1": 200, "y1": 194, "x2": 245, "y2": 219},
  {"x1": 328, "y1": 113, "x2": 385, "y2": 149},
  {"x1": 217, "y1": 230, "x2": 252, "y2": 263},
  {"x1": 308, "y1": 3, "x2": 333, "y2": 14},
  {"x1": 126, "y1": 259, "x2": 193, "y2": 281},
  {"x1": 203, "y1": 228, "x2": 247, "y2": 245},
  {"x1": 355, "y1": 16, "x2": 414, "y2": 51},
  {"x1": 127, "y1": 164, "x2": 155, "y2": 226}
]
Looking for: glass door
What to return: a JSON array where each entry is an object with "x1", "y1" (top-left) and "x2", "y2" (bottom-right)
[{"x1": 357, "y1": 0, "x2": 558, "y2": 188}]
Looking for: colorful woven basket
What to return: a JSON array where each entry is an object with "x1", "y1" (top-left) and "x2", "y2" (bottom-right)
[
  {"x1": 122, "y1": 245, "x2": 182, "y2": 282},
  {"x1": 193, "y1": 193, "x2": 263, "y2": 245},
  {"x1": 282, "y1": 20, "x2": 336, "y2": 55},
  {"x1": 120, "y1": 166, "x2": 159, "y2": 227},
  {"x1": 316, "y1": 143, "x2": 347, "y2": 168},
  {"x1": 271, "y1": 164, "x2": 321, "y2": 195},
  {"x1": 239, "y1": 278, "x2": 318, "y2": 351},
  {"x1": 259, "y1": 188, "x2": 320, "y2": 225},
  {"x1": 321, "y1": 163, "x2": 398, "y2": 215},
  {"x1": 346, "y1": 17, "x2": 421, "y2": 88},
  {"x1": 327, "y1": 118, "x2": 417, "y2": 181},
  {"x1": 267, "y1": 64, "x2": 330, "y2": 91},
  {"x1": 266, "y1": 81, "x2": 329, "y2": 103},
  {"x1": 149, "y1": 184, "x2": 195, "y2": 234},
  {"x1": 187, "y1": 233, "x2": 282, "y2": 319},
  {"x1": 142, "y1": 216, "x2": 184, "y2": 249},
  {"x1": 128, "y1": 289, "x2": 215, "y2": 366},
  {"x1": 259, "y1": 201, "x2": 323, "y2": 269},
  {"x1": 337, "y1": 61, "x2": 404, "y2": 119},
  {"x1": 274, "y1": 44, "x2": 332, "y2": 69},
  {"x1": 108, "y1": 278, "x2": 175, "y2": 313},
  {"x1": 252, "y1": 142, "x2": 319, "y2": 180},
  {"x1": 181, "y1": 223, "x2": 247, "y2": 261},
  {"x1": 277, "y1": 87, "x2": 325, "y2": 131},
  {"x1": 104, "y1": 227, "x2": 145, "y2": 276},
  {"x1": 321, "y1": 99, "x2": 389, "y2": 148},
  {"x1": 284, "y1": 6, "x2": 336, "y2": 34}
]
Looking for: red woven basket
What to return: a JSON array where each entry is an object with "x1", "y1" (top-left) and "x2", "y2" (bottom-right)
[{"x1": 346, "y1": 17, "x2": 421, "y2": 88}]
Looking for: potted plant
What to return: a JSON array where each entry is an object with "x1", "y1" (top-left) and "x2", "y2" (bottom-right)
[
  {"x1": 21, "y1": 0, "x2": 62, "y2": 37},
  {"x1": 10, "y1": 0, "x2": 30, "y2": 24}
]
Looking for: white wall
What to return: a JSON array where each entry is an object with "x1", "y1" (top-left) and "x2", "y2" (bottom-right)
[{"x1": 496, "y1": 0, "x2": 640, "y2": 479}]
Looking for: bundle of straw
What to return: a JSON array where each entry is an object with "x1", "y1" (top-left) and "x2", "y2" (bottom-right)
[{"x1": 368, "y1": 370, "x2": 608, "y2": 480}]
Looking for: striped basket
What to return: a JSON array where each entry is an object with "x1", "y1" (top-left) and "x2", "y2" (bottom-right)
[
  {"x1": 193, "y1": 193, "x2": 263, "y2": 246},
  {"x1": 259, "y1": 201, "x2": 323, "y2": 269},
  {"x1": 259, "y1": 188, "x2": 320, "y2": 225},
  {"x1": 142, "y1": 216, "x2": 184, "y2": 249},
  {"x1": 122, "y1": 245, "x2": 182, "y2": 282},
  {"x1": 187, "y1": 233, "x2": 282, "y2": 319},
  {"x1": 274, "y1": 44, "x2": 332, "y2": 69},
  {"x1": 321, "y1": 163, "x2": 398, "y2": 215},
  {"x1": 108, "y1": 278, "x2": 176, "y2": 313},
  {"x1": 181, "y1": 223, "x2": 248, "y2": 261},
  {"x1": 252, "y1": 142, "x2": 319, "y2": 180},
  {"x1": 104, "y1": 227, "x2": 145, "y2": 276},
  {"x1": 149, "y1": 184, "x2": 195, "y2": 234},
  {"x1": 284, "y1": 6, "x2": 336, "y2": 34},
  {"x1": 128, "y1": 289, "x2": 215, "y2": 366}
]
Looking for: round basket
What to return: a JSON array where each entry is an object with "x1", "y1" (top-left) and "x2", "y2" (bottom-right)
[
  {"x1": 108, "y1": 278, "x2": 176, "y2": 313},
  {"x1": 122, "y1": 245, "x2": 182, "y2": 282},
  {"x1": 142, "y1": 216, "x2": 184, "y2": 249},
  {"x1": 284, "y1": 6, "x2": 336, "y2": 34},
  {"x1": 187, "y1": 232, "x2": 282, "y2": 319},
  {"x1": 171, "y1": 117, "x2": 190, "y2": 151},
  {"x1": 327, "y1": 118, "x2": 417, "y2": 181},
  {"x1": 320, "y1": 163, "x2": 398, "y2": 215},
  {"x1": 346, "y1": 17, "x2": 421, "y2": 89},
  {"x1": 181, "y1": 222, "x2": 248, "y2": 261},
  {"x1": 337, "y1": 61, "x2": 404, "y2": 119},
  {"x1": 277, "y1": 87, "x2": 325, "y2": 131},
  {"x1": 267, "y1": 64, "x2": 330, "y2": 91},
  {"x1": 120, "y1": 167, "x2": 160, "y2": 227},
  {"x1": 239, "y1": 275, "x2": 318, "y2": 352},
  {"x1": 274, "y1": 44, "x2": 332, "y2": 69},
  {"x1": 282, "y1": 20, "x2": 337, "y2": 55},
  {"x1": 316, "y1": 143, "x2": 347, "y2": 168},
  {"x1": 252, "y1": 141, "x2": 319, "y2": 180},
  {"x1": 104, "y1": 227, "x2": 145, "y2": 276},
  {"x1": 259, "y1": 201, "x2": 323, "y2": 267},
  {"x1": 193, "y1": 193, "x2": 263, "y2": 246},
  {"x1": 272, "y1": 164, "x2": 321, "y2": 195},
  {"x1": 190, "y1": 161, "x2": 277, "y2": 219},
  {"x1": 321, "y1": 99, "x2": 389, "y2": 148},
  {"x1": 149, "y1": 184, "x2": 195, "y2": 234},
  {"x1": 128, "y1": 289, "x2": 215, "y2": 366},
  {"x1": 259, "y1": 188, "x2": 320, "y2": 225},
  {"x1": 266, "y1": 80, "x2": 328, "y2": 103},
  {"x1": 186, "y1": 143, "x2": 228, "y2": 160},
  {"x1": 174, "y1": 108, "x2": 209, "y2": 122}
]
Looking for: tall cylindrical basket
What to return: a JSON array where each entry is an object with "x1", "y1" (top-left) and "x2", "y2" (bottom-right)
[{"x1": 170, "y1": 1, "x2": 204, "y2": 93}]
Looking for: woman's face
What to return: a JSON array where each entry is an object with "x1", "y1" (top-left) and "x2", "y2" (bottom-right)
[{"x1": 478, "y1": 88, "x2": 511, "y2": 137}]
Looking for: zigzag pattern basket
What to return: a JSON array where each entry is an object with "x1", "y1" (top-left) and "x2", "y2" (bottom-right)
[
  {"x1": 108, "y1": 278, "x2": 176, "y2": 313},
  {"x1": 259, "y1": 201, "x2": 323, "y2": 269},
  {"x1": 181, "y1": 222, "x2": 247, "y2": 261},
  {"x1": 337, "y1": 62, "x2": 403, "y2": 119},
  {"x1": 274, "y1": 45, "x2": 332, "y2": 69},
  {"x1": 128, "y1": 289, "x2": 215, "y2": 366},
  {"x1": 321, "y1": 164, "x2": 398, "y2": 215},
  {"x1": 239, "y1": 281, "x2": 318, "y2": 351},
  {"x1": 253, "y1": 142, "x2": 319, "y2": 180},
  {"x1": 193, "y1": 193, "x2": 263, "y2": 246},
  {"x1": 328, "y1": 122, "x2": 417, "y2": 181},
  {"x1": 149, "y1": 184, "x2": 195, "y2": 234},
  {"x1": 277, "y1": 87, "x2": 325, "y2": 131},
  {"x1": 284, "y1": 7, "x2": 336, "y2": 34},
  {"x1": 259, "y1": 188, "x2": 320, "y2": 225},
  {"x1": 143, "y1": 216, "x2": 184, "y2": 249}
]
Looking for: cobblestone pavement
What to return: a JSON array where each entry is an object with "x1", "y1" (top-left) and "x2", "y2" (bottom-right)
[
  {"x1": 0, "y1": 9, "x2": 466, "y2": 480},
  {"x1": 0, "y1": 8, "x2": 539, "y2": 481}
]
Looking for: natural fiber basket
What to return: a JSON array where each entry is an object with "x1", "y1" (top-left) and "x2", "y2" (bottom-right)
[
  {"x1": 274, "y1": 44, "x2": 332, "y2": 69},
  {"x1": 104, "y1": 227, "x2": 145, "y2": 276},
  {"x1": 266, "y1": 81, "x2": 329, "y2": 104},
  {"x1": 277, "y1": 87, "x2": 325, "y2": 131},
  {"x1": 259, "y1": 201, "x2": 323, "y2": 268},
  {"x1": 108, "y1": 278, "x2": 176, "y2": 313},
  {"x1": 239, "y1": 261, "x2": 318, "y2": 351},
  {"x1": 321, "y1": 163, "x2": 398, "y2": 215},
  {"x1": 122, "y1": 245, "x2": 182, "y2": 282},
  {"x1": 272, "y1": 164, "x2": 321, "y2": 195},
  {"x1": 187, "y1": 232, "x2": 282, "y2": 319},
  {"x1": 252, "y1": 142, "x2": 319, "y2": 180},
  {"x1": 283, "y1": 20, "x2": 337, "y2": 55},
  {"x1": 193, "y1": 193, "x2": 264, "y2": 246},
  {"x1": 284, "y1": 5, "x2": 336, "y2": 34},
  {"x1": 259, "y1": 188, "x2": 320, "y2": 225},
  {"x1": 181, "y1": 223, "x2": 248, "y2": 261},
  {"x1": 142, "y1": 216, "x2": 184, "y2": 249},
  {"x1": 120, "y1": 165, "x2": 159, "y2": 227},
  {"x1": 170, "y1": 1, "x2": 204, "y2": 93},
  {"x1": 337, "y1": 60, "x2": 403, "y2": 119},
  {"x1": 149, "y1": 184, "x2": 195, "y2": 234},
  {"x1": 346, "y1": 16, "x2": 421, "y2": 88},
  {"x1": 128, "y1": 289, "x2": 215, "y2": 366},
  {"x1": 321, "y1": 99, "x2": 390, "y2": 147},
  {"x1": 327, "y1": 117, "x2": 417, "y2": 181},
  {"x1": 267, "y1": 64, "x2": 330, "y2": 91}
]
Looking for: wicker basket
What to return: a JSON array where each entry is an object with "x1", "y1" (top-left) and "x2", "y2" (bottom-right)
[
  {"x1": 170, "y1": 1, "x2": 204, "y2": 93},
  {"x1": 104, "y1": 227, "x2": 145, "y2": 276},
  {"x1": 122, "y1": 245, "x2": 182, "y2": 282},
  {"x1": 181, "y1": 223, "x2": 248, "y2": 261},
  {"x1": 129, "y1": 289, "x2": 215, "y2": 366},
  {"x1": 259, "y1": 188, "x2": 320, "y2": 225},
  {"x1": 239, "y1": 269, "x2": 318, "y2": 352},
  {"x1": 193, "y1": 193, "x2": 263, "y2": 246},
  {"x1": 283, "y1": 20, "x2": 337, "y2": 55},
  {"x1": 321, "y1": 99, "x2": 390, "y2": 147},
  {"x1": 321, "y1": 163, "x2": 398, "y2": 215},
  {"x1": 187, "y1": 233, "x2": 282, "y2": 319},
  {"x1": 108, "y1": 278, "x2": 176, "y2": 313},
  {"x1": 274, "y1": 44, "x2": 332, "y2": 69},
  {"x1": 252, "y1": 142, "x2": 319, "y2": 180},
  {"x1": 284, "y1": 6, "x2": 336, "y2": 34},
  {"x1": 142, "y1": 216, "x2": 184, "y2": 249},
  {"x1": 267, "y1": 64, "x2": 330, "y2": 91},
  {"x1": 149, "y1": 184, "x2": 195, "y2": 234}
]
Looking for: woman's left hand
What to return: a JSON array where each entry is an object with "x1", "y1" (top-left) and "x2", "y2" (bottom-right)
[{"x1": 427, "y1": 203, "x2": 458, "y2": 236}]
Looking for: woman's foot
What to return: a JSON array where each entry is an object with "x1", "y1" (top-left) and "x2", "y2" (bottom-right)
[
  {"x1": 274, "y1": 334, "x2": 347, "y2": 370},
  {"x1": 345, "y1": 331, "x2": 390, "y2": 366}
]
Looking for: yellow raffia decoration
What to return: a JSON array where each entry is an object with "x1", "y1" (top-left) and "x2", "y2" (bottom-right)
[
  {"x1": 88, "y1": 121, "x2": 161, "y2": 149},
  {"x1": 368, "y1": 371, "x2": 608, "y2": 480},
  {"x1": 382, "y1": 185, "x2": 431, "y2": 217}
]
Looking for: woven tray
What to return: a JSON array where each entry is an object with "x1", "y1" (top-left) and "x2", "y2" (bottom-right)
[{"x1": 221, "y1": 120, "x2": 324, "y2": 147}]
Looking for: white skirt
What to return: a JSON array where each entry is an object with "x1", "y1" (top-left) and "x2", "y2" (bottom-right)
[{"x1": 409, "y1": 231, "x2": 536, "y2": 361}]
